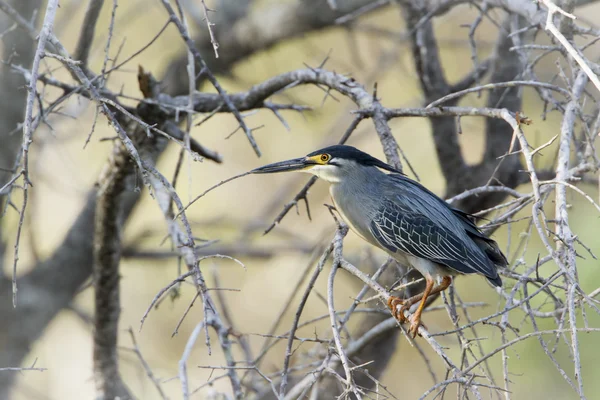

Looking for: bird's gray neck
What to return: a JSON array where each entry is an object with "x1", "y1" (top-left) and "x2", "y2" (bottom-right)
[
  {"x1": 331, "y1": 164, "x2": 386, "y2": 192},
  {"x1": 329, "y1": 166, "x2": 386, "y2": 239}
]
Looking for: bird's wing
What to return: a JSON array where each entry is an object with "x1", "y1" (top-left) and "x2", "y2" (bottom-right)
[{"x1": 369, "y1": 198, "x2": 498, "y2": 279}]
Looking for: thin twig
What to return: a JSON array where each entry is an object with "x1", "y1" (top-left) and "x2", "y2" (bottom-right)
[
  {"x1": 11, "y1": 0, "x2": 59, "y2": 307},
  {"x1": 540, "y1": 0, "x2": 600, "y2": 93}
]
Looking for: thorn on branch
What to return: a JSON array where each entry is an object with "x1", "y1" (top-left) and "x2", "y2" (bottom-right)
[{"x1": 200, "y1": 0, "x2": 220, "y2": 58}]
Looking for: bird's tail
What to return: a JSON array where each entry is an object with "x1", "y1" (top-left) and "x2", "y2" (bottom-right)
[
  {"x1": 450, "y1": 207, "x2": 507, "y2": 287},
  {"x1": 472, "y1": 236, "x2": 506, "y2": 287}
]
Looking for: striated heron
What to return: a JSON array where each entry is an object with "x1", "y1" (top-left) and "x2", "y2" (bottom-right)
[{"x1": 252, "y1": 145, "x2": 506, "y2": 338}]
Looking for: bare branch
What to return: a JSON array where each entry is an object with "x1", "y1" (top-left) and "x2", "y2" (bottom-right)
[
  {"x1": 74, "y1": 0, "x2": 105, "y2": 70},
  {"x1": 279, "y1": 243, "x2": 333, "y2": 396},
  {"x1": 159, "y1": 0, "x2": 261, "y2": 156},
  {"x1": 555, "y1": 68, "x2": 588, "y2": 398},
  {"x1": 11, "y1": 0, "x2": 59, "y2": 307},
  {"x1": 93, "y1": 143, "x2": 133, "y2": 399},
  {"x1": 127, "y1": 328, "x2": 168, "y2": 400},
  {"x1": 162, "y1": 0, "x2": 390, "y2": 96},
  {"x1": 200, "y1": 0, "x2": 219, "y2": 57},
  {"x1": 327, "y1": 224, "x2": 362, "y2": 399},
  {"x1": 540, "y1": 0, "x2": 600, "y2": 93}
]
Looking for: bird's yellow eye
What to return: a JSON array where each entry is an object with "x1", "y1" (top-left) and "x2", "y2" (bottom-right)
[{"x1": 320, "y1": 154, "x2": 331, "y2": 163}]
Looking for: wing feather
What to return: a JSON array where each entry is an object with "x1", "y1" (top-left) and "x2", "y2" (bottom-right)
[{"x1": 369, "y1": 199, "x2": 500, "y2": 281}]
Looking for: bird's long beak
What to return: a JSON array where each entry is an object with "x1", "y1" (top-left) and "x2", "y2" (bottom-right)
[{"x1": 251, "y1": 157, "x2": 311, "y2": 174}]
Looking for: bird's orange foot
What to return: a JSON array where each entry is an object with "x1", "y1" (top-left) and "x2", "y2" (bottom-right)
[
  {"x1": 408, "y1": 314, "x2": 426, "y2": 338},
  {"x1": 387, "y1": 296, "x2": 407, "y2": 323}
]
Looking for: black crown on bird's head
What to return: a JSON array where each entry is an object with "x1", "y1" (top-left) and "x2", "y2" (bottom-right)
[{"x1": 307, "y1": 145, "x2": 404, "y2": 175}]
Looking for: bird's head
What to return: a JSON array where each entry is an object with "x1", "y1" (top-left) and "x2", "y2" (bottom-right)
[{"x1": 251, "y1": 145, "x2": 403, "y2": 183}]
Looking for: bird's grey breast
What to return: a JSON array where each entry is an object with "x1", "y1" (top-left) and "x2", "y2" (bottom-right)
[{"x1": 329, "y1": 176, "x2": 381, "y2": 246}]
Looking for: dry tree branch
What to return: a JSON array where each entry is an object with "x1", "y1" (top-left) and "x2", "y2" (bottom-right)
[
  {"x1": 275, "y1": 255, "x2": 399, "y2": 400},
  {"x1": 138, "y1": 136, "x2": 246, "y2": 398},
  {"x1": 426, "y1": 80, "x2": 570, "y2": 108},
  {"x1": 0, "y1": 0, "x2": 39, "y2": 244},
  {"x1": 0, "y1": 4, "x2": 173, "y2": 395},
  {"x1": 0, "y1": 1, "x2": 153, "y2": 185},
  {"x1": 159, "y1": 0, "x2": 261, "y2": 156},
  {"x1": 127, "y1": 328, "x2": 168, "y2": 400},
  {"x1": 540, "y1": 0, "x2": 600, "y2": 93},
  {"x1": 0, "y1": 358, "x2": 46, "y2": 373},
  {"x1": 163, "y1": 0, "x2": 391, "y2": 96},
  {"x1": 555, "y1": 67, "x2": 588, "y2": 398},
  {"x1": 327, "y1": 224, "x2": 362, "y2": 399},
  {"x1": 93, "y1": 142, "x2": 133, "y2": 400},
  {"x1": 200, "y1": 0, "x2": 219, "y2": 58},
  {"x1": 74, "y1": 0, "x2": 105, "y2": 71},
  {"x1": 9, "y1": 0, "x2": 58, "y2": 307},
  {"x1": 171, "y1": 0, "x2": 197, "y2": 201},
  {"x1": 278, "y1": 243, "x2": 334, "y2": 396}
]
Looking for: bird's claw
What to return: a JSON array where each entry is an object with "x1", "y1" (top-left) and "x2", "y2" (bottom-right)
[
  {"x1": 388, "y1": 296, "x2": 426, "y2": 337},
  {"x1": 408, "y1": 315, "x2": 424, "y2": 338},
  {"x1": 387, "y1": 296, "x2": 407, "y2": 323}
]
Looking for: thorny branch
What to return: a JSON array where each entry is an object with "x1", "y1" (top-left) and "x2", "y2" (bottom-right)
[
  {"x1": 10, "y1": 0, "x2": 58, "y2": 307},
  {"x1": 159, "y1": 0, "x2": 261, "y2": 156}
]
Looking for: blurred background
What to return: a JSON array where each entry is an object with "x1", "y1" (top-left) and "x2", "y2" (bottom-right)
[{"x1": 1, "y1": 0, "x2": 600, "y2": 399}]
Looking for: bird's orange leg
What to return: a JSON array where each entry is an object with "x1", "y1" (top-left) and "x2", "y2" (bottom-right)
[
  {"x1": 406, "y1": 277, "x2": 434, "y2": 337},
  {"x1": 408, "y1": 276, "x2": 452, "y2": 338}
]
